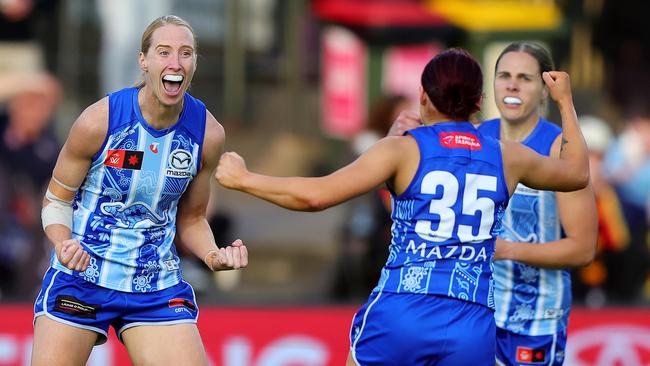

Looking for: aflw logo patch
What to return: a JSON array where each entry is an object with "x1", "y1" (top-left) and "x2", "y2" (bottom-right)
[
  {"x1": 104, "y1": 150, "x2": 144, "y2": 170},
  {"x1": 439, "y1": 132, "x2": 482, "y2": 150}
]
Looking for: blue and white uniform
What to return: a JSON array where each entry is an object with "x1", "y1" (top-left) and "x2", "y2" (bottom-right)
[
  {"x1": 480, "y1": 118, "x2": 569, "y2": 366},
  {"x1": 350, "y1": 122, "x2": 510, "y2": 365},
  {"x1": 35, "y1": 87, "x2": 205, "y2": 343}
]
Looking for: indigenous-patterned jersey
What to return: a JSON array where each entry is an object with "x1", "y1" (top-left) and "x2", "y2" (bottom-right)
[
  {"x1": 374, "y1": 121, "x2": 509, "y2": 309},
  {"x1": 480, "y1": 118, "x2": 571, "y2": 336},
  {"x1": 51, "y1": 87, "x2": 206, "y2": 293}
]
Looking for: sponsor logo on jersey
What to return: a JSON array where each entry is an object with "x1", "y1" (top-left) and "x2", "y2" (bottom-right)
[
  {"x1": 440, "y1": 132, "x2": 482, "y2": 150},
  {"x1": 53, "y1": 295, "x2": 101, "y2": 319},
  {"x1": 516, "y1": 346, "x2": 546, "y2": 364},
  {"x1": 168, "y1": 298, "x2": 197, "y2": 312},
  {"x1": 150, "y1": 142, "x2": 159, "y2": 154},
  {"x1": 405, "y1": 240, "x2": 488, "y2": 262},
  {"x1": 104, "y1": 150, "x2": 144, "y2": 170},
  {"x1": 166, "y1": 149, "x2": 193, "y2": 177}
]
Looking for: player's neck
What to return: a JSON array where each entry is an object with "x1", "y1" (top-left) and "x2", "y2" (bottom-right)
[
  {"x1": 138, "y1": 87, "x2": 183, "y2": 130},
  {"x1": 500, "y1": 115, "x2": 540, "y2": 142}
]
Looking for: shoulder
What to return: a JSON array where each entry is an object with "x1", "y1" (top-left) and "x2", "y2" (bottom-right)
[
  {"x1": 477, "y1": 118, "x2": 500, "y2": 135},
  {"x1": 71, "y1": 98, "x2": 109, "y2": 143},
  {"x1": 200, "y1": 110, "x2": 225, "y2": 168}
]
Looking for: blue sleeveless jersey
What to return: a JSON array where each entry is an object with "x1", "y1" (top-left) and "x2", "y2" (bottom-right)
[
  {"x1": 479, "y1": 118, "x2": 571, "y2": 336},
  {"x1": 50, "y1": 87, "x2": 206, "y2": 293},
  {"x1": 374, "y1": 121, "x2": 509, "y2": 309}
]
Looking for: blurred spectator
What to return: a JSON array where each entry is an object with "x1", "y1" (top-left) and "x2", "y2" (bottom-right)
[
  {"x1": 0, "y1": 0, "x2": 62, "y2": 300},
  {"x1": 96, "y1": 0, "x2": 173, "y2": 94},
  {"x1": 601, "y1": 108, "x2": 650, "y2": 303},
  {"x1": 0, "y1": 75, "x2": 62, "y2": 300},
  {"x1": 331, "y1": 94, "x2": 414, "y2": 301},
  {"x1": 572, "y1": 115, "x2": 629, "y2": 307}
]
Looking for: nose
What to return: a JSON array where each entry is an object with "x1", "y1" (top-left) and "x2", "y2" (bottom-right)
[
  {"x1": 506, "y1": 79, "x2": 519, "y2": 92},
  {"x1": 167, "y1": 53, "x2": 182, "y2": 70}
]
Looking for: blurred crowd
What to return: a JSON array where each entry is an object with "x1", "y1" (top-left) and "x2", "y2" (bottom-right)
[{"x1": 1, "y1": 0, "x2": 649, "y2": 308}]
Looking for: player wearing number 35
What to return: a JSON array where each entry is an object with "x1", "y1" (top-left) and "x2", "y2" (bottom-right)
[{"x1": 215, "y1": 48, "x2": 589, "y2": 365}]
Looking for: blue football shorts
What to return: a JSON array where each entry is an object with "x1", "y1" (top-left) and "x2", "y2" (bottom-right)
[
  {"x1": 496, "y1": 326, "x2": 567, "y2": 366},
  {"x1": 33, "y1": 267, "x2": 199, "y2": 345},
  {"x1": 349, "y1": 291, "x2": 496, "y2": 365}
]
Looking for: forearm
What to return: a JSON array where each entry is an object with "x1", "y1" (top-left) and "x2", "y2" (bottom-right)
[
  {"x1": 239, "y1": 173, "x2": 326, "y2": 211},
  {"x1": 557, "y1": 100, "x2": 589, "y2": 185},
  {"x1": 44, "y1": 224, "x2": 72, "y2": 250},
  {"x1": 499, "y1": 238, "x2": 595, "y2": 269},
  {"x1": 176, "y1": 216, "x2": 219, "y2": 264}
]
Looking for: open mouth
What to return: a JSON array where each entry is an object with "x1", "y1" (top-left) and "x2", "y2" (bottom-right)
[
  {"x1": 503, "y1": 96, "x2": 522, "y2": 106},
  {"x1": 162, "y1": 74, "x2": 184, "y2": 94}
]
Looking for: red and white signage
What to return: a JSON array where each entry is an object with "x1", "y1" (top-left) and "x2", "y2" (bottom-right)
[
  {"x1": 2, "y1": 306, "x2": 650, "y2": 365},
  {"x1": 565, "y1": 308, "x2": 650, "y2": 366},
  {"x1": 382, "y1": 43, "x2": 441, "y2": 102},
  {"x1": 320, "y1": 26, "x2": 367, "y2": 138}
]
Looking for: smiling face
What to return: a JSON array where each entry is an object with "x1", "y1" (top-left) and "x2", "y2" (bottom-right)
[
  {"x1": 138, "y1": 24, "x2": 196, "y2": 107},
  {"x1": 493, "y1": 51, "x2": 547, "y2": 126}
]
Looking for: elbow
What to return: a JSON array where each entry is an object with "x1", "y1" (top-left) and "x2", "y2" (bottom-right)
[
  {"x1": 302, "y1": 196, "x2": 330, "y2": 212},
  {"x1": 574, "y1": 242, "x2": 597, "y2": 268}
]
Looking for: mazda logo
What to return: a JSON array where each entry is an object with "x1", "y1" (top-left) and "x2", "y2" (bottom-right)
[{"x1": 169, "y1": 149, "x2": 192, "y2": 170}]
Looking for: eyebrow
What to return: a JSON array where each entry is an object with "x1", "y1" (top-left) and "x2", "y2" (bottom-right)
[
  {"x1": 155, "y1": 44, "x2": 195, "y2": 51},
  {"x1": 496, "y1": 71, "x2": 536, "y2": 77}
]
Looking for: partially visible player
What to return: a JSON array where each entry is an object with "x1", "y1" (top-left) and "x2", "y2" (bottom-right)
[
  {"x1": 31, "y1": 15, "x2": 247, "y2": 366},
  {"x1": 215, "y1": 48, "x2": 589, "y2": 365},
  {"x1": 480, "y1": 42, "x2": 597, "y2": 366}
]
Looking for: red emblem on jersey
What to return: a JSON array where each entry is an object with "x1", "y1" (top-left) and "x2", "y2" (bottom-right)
[
  {"x1": 439, "y1": 132, "x2": 482, "y2": 150},
  {"x1": 104, "y1": 150, "x2": 143, "y2": 170},
  {"x1": 150, "y1": 143, "x2": 159, "y2": 154},
  {"x1": 516, "y1": 346, "x2": 546, "y2": 363}
]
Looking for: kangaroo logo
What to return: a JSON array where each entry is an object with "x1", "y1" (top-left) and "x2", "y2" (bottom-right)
[{"x1": 169, "y1": 149, "x2": 192, "y2": 170}]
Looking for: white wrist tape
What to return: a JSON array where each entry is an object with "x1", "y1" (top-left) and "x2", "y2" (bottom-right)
[
  {"x1": 52, "y1": 176, "x2": 79, "y2": 192},
  {"x1": 42, "y1": 188, "x2": 73, "y2": 230}
]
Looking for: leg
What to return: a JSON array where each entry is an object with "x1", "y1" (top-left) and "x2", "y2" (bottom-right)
[
  {"x1": 346, "y1": 351, "x2": 359, "y2": 366},
  {"x1": 31, "y1": 315, "x2": 98, "y2": 366},
  {"x1": 122, "y1": 323, "x2": 208, "y2": 366}
]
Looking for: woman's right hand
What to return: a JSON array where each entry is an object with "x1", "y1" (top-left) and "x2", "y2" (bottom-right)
[
  {"x1": 56, "y1": 239, "x2": 90, "y2": 271},
  {"x1": 215, "y1": 151, "x2": 249, "y2": 190}
]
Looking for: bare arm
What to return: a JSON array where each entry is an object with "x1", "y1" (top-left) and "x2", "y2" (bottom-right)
[
  {"x1": 176, "y1": 111, "x2": 248, "y2": 271},
  {"x1": 503, "y1": 71, "x2": 590, "y2": 193},
  {"x1": 495, "y1": 137, "x2": 598, "y2": 268},
  {"x1": 43, "y1": 98, "x2": 109, "y2": 271},
  {"x1": 216, "y1": 136, "x2": 409, "y2": 211}
]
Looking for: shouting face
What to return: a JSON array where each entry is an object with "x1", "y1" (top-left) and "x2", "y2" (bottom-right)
[
  {"x1": 138, "y1": 24, "x2": 196, "y2": 107},
  {"x1": 493, "y1": 51, "x2": 547, "y2": 125}
]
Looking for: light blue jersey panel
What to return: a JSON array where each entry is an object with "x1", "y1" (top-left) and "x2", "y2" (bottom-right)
[
  {"x1": 51, "y1": 88, "x2": 206, "y2": 293},
  {"x1": 374, "y1": 122, "x2": 510, "y2": 309},
  {"x1": 479, "y1": 118, "x2": 571, "y2": 336}
]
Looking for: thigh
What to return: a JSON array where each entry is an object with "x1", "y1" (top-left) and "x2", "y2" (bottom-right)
[
  {"x1": 496, "y1": 327, "x2": 567, "y2": 366},
  {"x1": 31, "y1": 316, "x2": 97, "y2": 366},
  {"x1": 122, "y1": 323, "x2": 208, "y2": 366},
  {"x1": 34, "y1": 268, "x2": 114, "y2": 344}
]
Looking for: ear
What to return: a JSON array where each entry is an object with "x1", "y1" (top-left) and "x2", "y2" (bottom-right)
[
  {"x1": 139, "y1": 52, "x2": 147, "y2": 72},
  {"x1": 542, "y1": 83, "x2": 549, "y2": 100},
  {"x1": 419, "y1": 86, "x2": 427, "y2": 106},
  {"x1": 475, "y1": 94, "x2": 483, "y2": 112}
]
